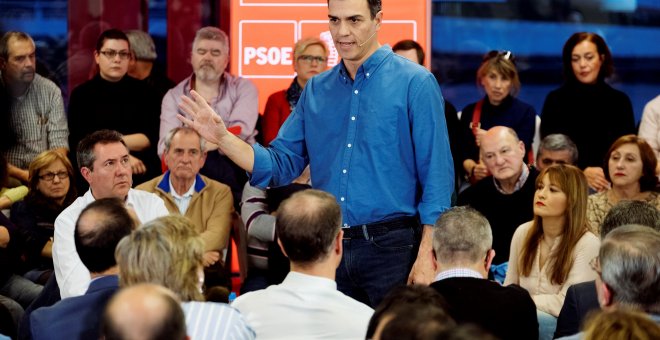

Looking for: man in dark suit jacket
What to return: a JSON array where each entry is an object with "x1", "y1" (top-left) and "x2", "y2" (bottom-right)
[
  {"x1": 429, "y1": 206, "x2": 538, "y2": 340},
  {"x1": 29, "y1": 198, "x2": 135, "y2": 339}
]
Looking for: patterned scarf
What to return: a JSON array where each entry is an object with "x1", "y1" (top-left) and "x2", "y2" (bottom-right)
[{"x1": 285, "y1": 77, "x2": 303, "y2": 111}]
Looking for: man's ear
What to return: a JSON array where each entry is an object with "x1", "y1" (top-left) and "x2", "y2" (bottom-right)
[
  {"x1": 485, "y1": 249, "x2": 495, "y2": 272},
  {"x1": 277, "y1": 238, "x2": 289, "y2": 258},
  {"x1": 599, "y1": 281, "x2": 614, "y2": 308},
  {"x1": 80, "y1": 167, "x2": 92, "y2": 184},
  {"x1": 431, "y1": 248, "x2": 438, "y2": 273},
  {"x1": 335, "y1": 229, "x2": 343, "y2": 256}
]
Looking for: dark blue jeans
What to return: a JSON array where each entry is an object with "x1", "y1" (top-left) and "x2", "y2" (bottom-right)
[{"x1": 336, "y1": 221, "x2": 420, "y2": 308}]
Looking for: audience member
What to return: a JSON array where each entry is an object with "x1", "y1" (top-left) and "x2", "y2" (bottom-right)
[
  {"x1": 53, "y1": 129, "x2": 168, "y2": 299},
  {"x1": 180, "y1": 0, "x2": 454, "y2": 307},
  {"x1": 555, "y1": 200, "x2": 660, "y2": 338},
  {"x1": 30, "y1": 198, "x2": 134, "y2": 340},
  {"x1": 639, "y1": 94, "x2": 660, "y2": 165},
  {"x1": 115, "y1": 215, "x2": 255, "y2": 339},
  {"x1": 587, "y1": 135, "x2": 659, "y2": 236},
  {"x1": 540, "y1": 32, "x2": 635, "y2": 192},
  {"x1": 232, "y1": 189, "x2": 373, "y2": 339},
  {"x1": 67, "y1": 29, "x2": 162, "y2": 188},
  {"x1": 137, "y1": 127, "x2": 234, "y2": 289},
  {"x1": 0, "y1": 31, "x2": 69, "y2": 183},
  {"x1": 261, "y1": 37, "x2": 328, "y2": 146},
  {"x1": 536, "y1": 134, "x2": 578, "y2": 172},
  {"x1": 457, "y1": 126, "x2": 538, "y2": 280},
  {"x1": 8, "y1": 151, "x2": 76, "y2": 284},
  {"x1": 368, "y1": 285, "x2": 454, "y2": 340},
  {"x1": 559, "y1": 225, "x2": 660, "y2": 339},
  {"x1": 505, "y1": 164, "x2": 600, "y2": 339},
  {"x1": 101, "y1": 284, "x2": 187, "y2": 340},
  {"x1": 125, "y1": 30, "x2": 175, "y2": 101},
  {"x1": 430, "y1": 206, "x2": 538, "y2": 339},
  {"x1": 159, "y1": 26, "x2": 259, "y2": 203},
  {"x1": 0, "y1": 154, "x2": 27, "y2": 210},
  {"x1": 582, "y1": 309, "x2": 660, "y2": 340},
  {"x1": 459, "y1": 50, "x2": 536, "y2": 184}
]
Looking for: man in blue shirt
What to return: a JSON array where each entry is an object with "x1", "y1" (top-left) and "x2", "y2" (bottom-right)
[{"x1": 179, "y1": 0, "x2": 453, "y2": 307}]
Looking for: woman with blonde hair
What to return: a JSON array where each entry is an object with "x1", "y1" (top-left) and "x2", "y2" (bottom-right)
[
  {"x1": 9, "y1": 150, "x2": 77, "y2": 283},
  {"x1": 582, "y1": 309, "x2": 660, "y2": 340},
  {"x1": 460, "y1": 50, "x2": 537, "y2": 183},
  {"x1": 505, "y1": 164, "x2": 600, "y2": 340},
  {"x1": 115, "y1": 215, "x2": 255, "y2": 339}
]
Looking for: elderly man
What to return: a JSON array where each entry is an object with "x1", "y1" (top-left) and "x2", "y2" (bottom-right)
[
  {"x1": 429, "y1": 206, "x2": 538, "y2": 339},
  {"x1": 458, "y1": 126, "x2": 539, "y2": 279},
  {"x1": 536, "y1": 133, "x2": 578, "y2": 172},
  {"x1": 159, "y1": 26, "x2": 259, "y2": 203},
  {"x1": 137, "y1": 127, "x2": 233, "y2": 281},
  {"x1": 558, "y1": 224, "x2": 660, "y2": 339},
  {"x1": 232, "y1": 190, "x2": 374, "y2": 339},
  {"x1": 31, "y1": 198, "x2": 134, "y2": 339},
  {"x1": 179, "y1": 0, "x2": 453, "y2": 308},
  {"x1": 0, "y1": 31, "x2": 68, "y2": 182},
  {"x1": 53, "y1": 130, "x2": 168, "y2": 299}
]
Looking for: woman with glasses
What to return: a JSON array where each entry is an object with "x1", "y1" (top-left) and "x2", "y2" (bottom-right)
[
  {"x1": 586, "y1": 135, "x2": 659, "y2": 236},
  {"x1": 540, "y1": 32, "x2": 635, "y2": 193},
  {"x1": 460, "y1": 50, "x2": 537, "y2": 184},
  {"x1": 505, "y1": 164, "x2": 600, "y2": 340},
  {"x1": 9, "y1": 150, "x2": 77, "y2": 284},
  {"x1": 260, "y1": 37, "x2": 328, "y2": 146}
]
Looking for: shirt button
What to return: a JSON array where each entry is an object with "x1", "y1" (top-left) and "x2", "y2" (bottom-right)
[
  {"x1": 347, "y1": 144, "x2": 352, "y2": 148},
  {"x1": 343, "y1": 223, "x2": 348, "y2": 227},
  {"x1": 351, "y1": 116, "x2": 356, "y2": 121},
  {"x1": 354, "y1": 90, "x2": 358, "y2": 95},
  {"x1": 340, "y1": 197, "x2": 345, "y2": 201},
  {"x1": 342, "y1": 169, "x2": 347, "y2": 173},
  {"x1": 366, "y1": 73, "x2": 370, "y2": 77}
]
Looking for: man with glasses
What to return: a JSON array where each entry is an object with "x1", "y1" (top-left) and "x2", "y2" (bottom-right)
[
  {"x1": 67, "y1": 29, "x2": 162, "y2": 189},
  {"x1": 429, "y1": 206, "x2": 538, "y2": 339},
  {"x1": 53, "y1": 130, "x2": 168, "y2": 299},
  {"x1": 159, "y1": 26, "x2": 259, "y2": 204},
  {"x1": 0, "y1": 31, "x2": 69, "y2": 183}
]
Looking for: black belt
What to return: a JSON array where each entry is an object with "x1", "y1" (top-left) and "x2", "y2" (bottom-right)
[{"x1": 342, "y1": 216, "x2": 418, "y2": 239}]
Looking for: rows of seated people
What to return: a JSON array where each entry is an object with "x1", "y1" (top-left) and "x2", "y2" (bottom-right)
[{"x1": 0, "y1": 13, "x2": 659, "y2": 340}]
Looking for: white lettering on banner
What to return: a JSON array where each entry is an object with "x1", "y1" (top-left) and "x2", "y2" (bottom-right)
[{"x1": 243, "y1": 47, "x2": 294, "y2": 65}]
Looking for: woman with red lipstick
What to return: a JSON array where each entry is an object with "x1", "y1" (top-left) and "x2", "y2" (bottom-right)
[
  {"x1": 586, "y1": 135, "x2": 659, "y2": 236},
  {"x1": 540, "y1": 32, "x2": 636, "y2": 193},
  {"x1": 8, "y1": 150, "x2": 77, "y2": 283},
  {"x1": 460, "y1": 50, "x2": 537, "y2": 184},
  {"x1": 505, "y1": 165, "x2": 600, "y2": 340}
]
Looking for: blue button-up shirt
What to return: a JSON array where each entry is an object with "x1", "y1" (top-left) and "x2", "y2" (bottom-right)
[{"x1": 252, "y1": 45, "x2": 453, "y2": 226}]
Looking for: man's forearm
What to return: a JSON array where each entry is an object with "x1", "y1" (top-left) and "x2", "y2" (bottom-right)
[
  {"x1": 218, "y1": 133, "x2": 255, "y2": 173},
  {"x1": 123, "y1": 133, "x2": 151, "y2": 152}
]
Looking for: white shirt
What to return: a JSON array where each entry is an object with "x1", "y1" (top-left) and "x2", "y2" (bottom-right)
[
  {"x1": 53, "y1": 189, "x2": 169, "y2": 298},
  {"x1": 232, "y1": 271, "x2": 373, "y2": 340},
  {"x1": 169, "y1": 177, "x2": 196, "y2": 215}
]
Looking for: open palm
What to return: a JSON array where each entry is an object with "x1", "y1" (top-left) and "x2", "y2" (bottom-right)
[{"x1": 177, "y1": 90, "x2": 227, "y2": 144}]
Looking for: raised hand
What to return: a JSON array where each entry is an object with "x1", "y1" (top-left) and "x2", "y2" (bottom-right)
[{"x1": 177, "y1": 90, "x2": 227, "y2": 145}]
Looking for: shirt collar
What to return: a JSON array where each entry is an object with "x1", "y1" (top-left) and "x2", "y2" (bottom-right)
[
  {"x1": 493, "y1": 163, "x2": 530, "y2": 195},
  {"x1": 169, "y1": 177, "x2": 196, "y2": 199},
  {"x1": 337, "y1": 45, "x2": 392, "y2": 83},
  {"x1": 434, "y1": 268, "x2": 484, "y2": 281}
]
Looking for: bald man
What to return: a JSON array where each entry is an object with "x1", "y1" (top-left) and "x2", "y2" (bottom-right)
[{"x1": 457, "y1": 126, "x2": 539, "y2": 279}]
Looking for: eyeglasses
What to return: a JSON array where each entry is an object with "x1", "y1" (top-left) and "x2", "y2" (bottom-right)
[
  {"x1": 297, "y1": 55, "x2": 327, "y2": 64},
  {"x1": 39, "y1": 171, "x2": 69, "y2": 182},
  {"x1": 99, "y1": 50, "x2": 131, "y2": 60},
  {"x1": 589, "y1": 256, "x2": 601, "y2": 276},
  {"x1": 484, "y1": 50, "x2": 515, "y2": 64}
]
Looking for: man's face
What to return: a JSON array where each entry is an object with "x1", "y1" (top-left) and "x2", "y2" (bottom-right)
[
  {"x1": 191, "y1": 39, "x2": 228, "y2": 82},
  {"x1": 328, "y1": 0, "x2": 382, "y2": 65},
  {"x1": 0, "y1": 37, "x2": 36, "y2": 86},
  {"x1": 165, "y1": 131, "x2": 206, "y2": 182},
  {"x1": 536, "y1": 148, "x2": 574, "y2": 171},
  {"x1": 82, "y1": 142, "x2": 132, "y2": 199},
  {"x1": 94, "y1": 38, "x2": 130, "y2": 82},
  {"x1": 481, "y1": 132, "x2": 525, "y2": 182}
]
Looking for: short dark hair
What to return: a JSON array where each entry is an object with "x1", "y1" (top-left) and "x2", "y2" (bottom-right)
[
  {"x1": 601, "y1": 200, "x2": 660, "y2": 238},
  {"x1": 562, "y1": 32, "x2": 613, "y2": 83},
  {"x1": 276, "y1": 189, "x2": 341, "y2": 264},
  {"x1": 74, "y1": 197, "x2": 135, "y2": 273},
  {"x1": 367, "y1": 285, "x2": 450, "y2": 338},
  {"x1": 0, "y1": 31, "x2": 34, "y2": 60},
  {"x1": 392, "y1": 39, "x2": 424, "y2": 64},
  {"x1": 327, "y1": 0, "x2": 381, "y2": 19},
  {"x1": 95, "y1": 29, "x2": 130, "y2": 52},
  {"x1": 537, "y1": 134, "x2": 578, "y2": 165},
  {"x1": 76, "y1": 129, "x2": 127, "y2": 170}
]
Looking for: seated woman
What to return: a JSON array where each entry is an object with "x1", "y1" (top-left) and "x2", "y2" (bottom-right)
[
  {"x1": 540, "y1": 32, "x2": 636, "y2": 192},
  {"x1": 587, "y1": 135, "x2": 659, "y2": 236},
  {"x1": 505, "y1": 164, "x2": 600, "y2": 340},
  {"x1": 460, "y1": 50, "x2": 536, "y2": 184},
  {"x1": 260, "y1": 37, "x2": 328, "y2": 146},
  {"x1": 9, "y1": 150, "x2": 77, "y2": 284}
]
